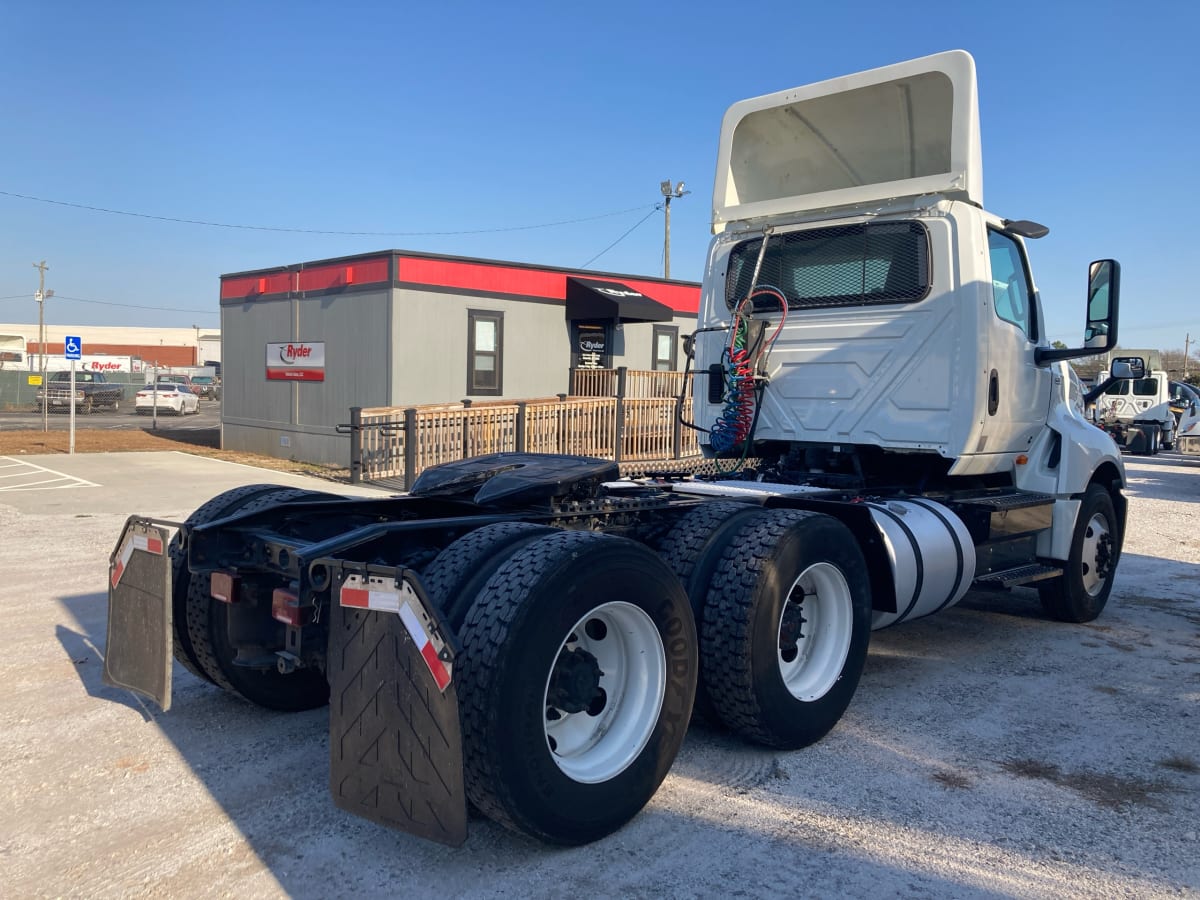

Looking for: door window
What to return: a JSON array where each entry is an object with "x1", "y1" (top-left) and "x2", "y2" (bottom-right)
[{"x1": 987, "y1": 230, "x2": 1036, "y2": 340}]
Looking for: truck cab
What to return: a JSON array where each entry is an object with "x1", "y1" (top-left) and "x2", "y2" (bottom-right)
[{"x1": 693, "y1": 49, "x2": 1126, "y2": 569}]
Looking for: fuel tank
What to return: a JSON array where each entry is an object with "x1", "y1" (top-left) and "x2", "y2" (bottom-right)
[{"x1": 865, "y1": 498, "x2": 975, "y2": 630}]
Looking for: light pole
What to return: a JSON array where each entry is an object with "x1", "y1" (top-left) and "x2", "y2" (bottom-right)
[
  {"x1": 33, "y1": 260, "x2": 53, "y2": 432},
  {"x1": 660, "y1": 180, "x2": 690, "y2": 279}
]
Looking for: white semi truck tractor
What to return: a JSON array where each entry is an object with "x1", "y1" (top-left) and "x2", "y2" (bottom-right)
[{"x1": 103, "y1": 50, "x2": 1137, "y2": 847}]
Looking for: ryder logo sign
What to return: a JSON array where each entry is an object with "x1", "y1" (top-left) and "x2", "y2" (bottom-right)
[{"x1": 266, "y1": 341, "x2": 326, "y2": 382}]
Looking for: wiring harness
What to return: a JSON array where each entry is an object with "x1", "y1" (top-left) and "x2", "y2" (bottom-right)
[{"x1": 708, "y1": 286, "x2": 788, "y2": 455}]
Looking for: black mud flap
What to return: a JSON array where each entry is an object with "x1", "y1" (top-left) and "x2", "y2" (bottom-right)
[
  {"x1": 326, "y1": 565, "x2": 468, "y2": 847},
  {"x1": 102, "y1": 517, "x2": 174, "y2": 711}
]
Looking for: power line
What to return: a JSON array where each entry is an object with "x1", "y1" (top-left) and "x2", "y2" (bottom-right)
[
  {"x1": 580, "y1": 205, "x2": 662, "y2": 269},
  {"x1": 55, "y1": 293, "x2": 216, "y2": 314},
  {"x1": 0, "y1": 292, "x2": 216, "y2": 315},
  {"x1": 0, "y1": 189, "x2": 655, "y2": 236}
]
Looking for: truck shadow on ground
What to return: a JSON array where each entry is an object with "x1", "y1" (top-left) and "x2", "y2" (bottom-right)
[{"x1": 52, "y1": 574, "x2": 1199, "y2": 897}]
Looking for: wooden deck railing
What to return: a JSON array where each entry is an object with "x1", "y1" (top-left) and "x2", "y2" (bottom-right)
[
  {"x1": 343, "y1": 367, "x2": 701, "y2": 487},
  {"x1": 571, "y1": 368, "x2": 688, "y2": 398}
]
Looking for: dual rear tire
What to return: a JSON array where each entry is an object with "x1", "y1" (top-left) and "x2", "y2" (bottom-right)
[
  {"x1": 444, "y1": 529, "x2": 696, "y2": 845},
  {"x1": 655, "y1": 506, "x2": 873, "y2": 749}
]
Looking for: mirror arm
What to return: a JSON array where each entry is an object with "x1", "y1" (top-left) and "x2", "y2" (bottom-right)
[
  {"x1": 1035, "y1": 344, "x2": 1110, "y2": 365},
  {"x1": 1084, "y1": 376, "x2": 1119, "y2": 406}
]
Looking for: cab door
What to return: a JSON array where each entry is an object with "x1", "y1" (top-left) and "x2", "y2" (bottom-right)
[{"x1": 983, "y1": 229, "x2": 1054, "y2": 454}]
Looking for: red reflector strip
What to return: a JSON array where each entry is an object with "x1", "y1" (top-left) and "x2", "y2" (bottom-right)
[
  {"x1": 398, "y1": 601, "x2": 450, "y2": 691},
  {"x1": 132, "y1": 534, "x2": 164, "y2": 555},
  {"x1": 338, "y1": 576, "x2": 452, "y2": 691},
  {"x1": 111, "y1": 538, "x2": 135, "y2": 589},
  {"x1": 338, "y1": 586, "x2": 402, "y2": 612}
]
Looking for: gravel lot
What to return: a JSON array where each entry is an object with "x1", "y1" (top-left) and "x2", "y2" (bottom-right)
[{"x1": 1, "y1": 450, "x2": 1197, "y2": 898}]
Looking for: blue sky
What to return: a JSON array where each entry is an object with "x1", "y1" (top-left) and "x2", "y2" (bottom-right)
[{"x1": 1, "y1": 1, "x2": 1197, "y2": 356}]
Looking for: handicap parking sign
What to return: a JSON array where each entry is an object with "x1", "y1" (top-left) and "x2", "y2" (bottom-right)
[{"x1": 65, "y1": 336, "x2": 82, "y2": 360}]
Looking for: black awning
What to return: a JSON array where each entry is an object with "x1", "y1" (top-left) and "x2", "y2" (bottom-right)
[{"x1": 565, "y1": 277, "x2": 674, "y2": 323}]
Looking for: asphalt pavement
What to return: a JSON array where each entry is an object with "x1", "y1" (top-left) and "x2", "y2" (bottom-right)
[{"x1": 0, "y1": 399, "x2": 221, "y2": 433}]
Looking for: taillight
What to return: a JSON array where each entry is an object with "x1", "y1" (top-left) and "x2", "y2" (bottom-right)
[
  {"x1": 210, "y1": 570, "x2": 240, "y2": 604},
  {"x1": 271, "y1": 588, "x2": 310, "y2": 626}
]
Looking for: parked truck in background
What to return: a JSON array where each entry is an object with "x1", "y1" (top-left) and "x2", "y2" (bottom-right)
[
  {"x1": 103, "y1": 51, "x2": 1137, "y2": 848},
  {"x1": 1171, "y1": 380, "x2": 1200, "y2": 456},
  {"x1": 35, "y1": 370, "x2": 124, "y2": 413},
  {"x1": 1092, "y1": 350, "x2": 1197, "y2": 453}
]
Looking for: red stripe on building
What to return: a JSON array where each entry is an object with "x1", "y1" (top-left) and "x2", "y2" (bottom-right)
[
  {"x1": 396, "y1": 257, "x2": 699, "y2": 314},
  {"x1": 222, "y1": 252, "x2": 700, "y2": 314},
  {"x1": 297, "y1": 257, "x2": 390, "y2": 293},
  {"x1": 221, "y1": 272, "x2": 293, "y2": 300},
  {"x1": 397, "y1": 257, "x2": 567, "y2": 301}
]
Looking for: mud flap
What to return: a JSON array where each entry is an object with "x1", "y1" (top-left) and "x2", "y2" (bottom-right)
[
  {"x1": 326, "y1": 565, "x2": 467, "y2": 847},
  {"x1": 102, "y1": 518, "x2": 174, "y2": 711}
]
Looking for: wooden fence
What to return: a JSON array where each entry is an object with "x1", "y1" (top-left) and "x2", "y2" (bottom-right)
[{"x1": 343, "y1": 368, "x2": 701, "y2": 487}]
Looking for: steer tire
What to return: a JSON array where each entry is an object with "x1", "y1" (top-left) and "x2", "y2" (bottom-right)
[
  {"x1": 175, "y1": 485, "x2": 333, "y2": 710},
  {"x1": 701, "y1": 509, "x2": 872, "y2": 750},
  {"x1": 1038, "y1": 484, "x2": 1119, "y2": 623},
  {"x1": 650, "y1": 500, "x2": 762, "y2": 725},
  {"x1": 457, "y1": 530, "x2": 696, "y2": 845},
  {"x1": 421, "y1": 522, "x2": 556, "y2": 630}
]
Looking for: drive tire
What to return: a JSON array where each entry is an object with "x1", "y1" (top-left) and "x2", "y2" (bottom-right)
[
  {"x1": 177, "y1": 485, "x2": 334, "y2": 710},
  {"x1": 701, "y1": 509, "x2": 872, "y2": 750},
  {"x1": 650, "y1": 500, "x2": 762, "y2": 725},
  {"x1": 170, "y1": 484, "x2": 289, "y2": 683},
  {"x1": 421, "y1": 522, "x2": 556, "y2": 630},
  {"x1": 1038, "y1": 484, "x2": 1119, "y2": 623},
  {"x1": 457, "y1": 530, "x2": 696, "y2": 845}
]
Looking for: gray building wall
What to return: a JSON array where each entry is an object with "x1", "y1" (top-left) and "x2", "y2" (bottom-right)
[
  {"x1": 218, "y1": 266, "x2": 699, "y2": 467},
  {"x1": 221, "y1": 289, "x2": 391, "y2": 465},
  {"x1": 392, "y1": 289, "x2": 571, "y2": 405},
  {"x1": 612, "y1": 314, "x2": 694, "y2": 372}
]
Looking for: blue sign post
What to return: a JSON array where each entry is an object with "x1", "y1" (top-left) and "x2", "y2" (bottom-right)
[{"x1": 65, "y1": 336, "x2": 82, "y2": 453}]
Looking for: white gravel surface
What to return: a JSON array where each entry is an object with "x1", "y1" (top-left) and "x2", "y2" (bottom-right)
[{"x1": 1, "y1": 451, "x2": 1197, "y2": 899}]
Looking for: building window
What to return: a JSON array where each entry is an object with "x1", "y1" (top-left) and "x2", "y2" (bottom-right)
[
  {"x1": 652, "y1": 325, "x2": 678, "y2": 371},
  {"x1": 467, "y1": 310, "x2": 503, "y2": 396}
]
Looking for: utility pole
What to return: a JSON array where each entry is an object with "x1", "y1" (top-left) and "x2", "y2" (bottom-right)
[
  {"x1": 33, "y1": 260, "x2": 52, "y2": 433},
  {"x1": 1185, "y1": 333, "x2": 1192, "y2": 380},
  {"x1": 660, "y1": 180, "x2": 690, "y2": 279}
]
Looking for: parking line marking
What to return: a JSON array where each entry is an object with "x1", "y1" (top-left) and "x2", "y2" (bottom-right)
[{"x1": 0, "y1": 457, "x2": 100, "y2": 491}]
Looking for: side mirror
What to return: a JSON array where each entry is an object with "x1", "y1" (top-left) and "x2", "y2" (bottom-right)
[
  {"x1": 1109, "y1": 356, "x2": 1145, "y2": 380},
  {"x1": 1083, "y1": 354, "x2": 1145, "y2": 405},
  {"x1": 1084, "y1": 260, "x2": 1119, "y2": 349},
  {"x1": 1035, "y1": 259, "x2": 1121, "y2": 364}
]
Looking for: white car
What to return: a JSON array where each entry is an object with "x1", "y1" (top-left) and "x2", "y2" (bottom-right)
[{"x1": 135, "y1": 383, "x2": 200, "y2": 416}]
